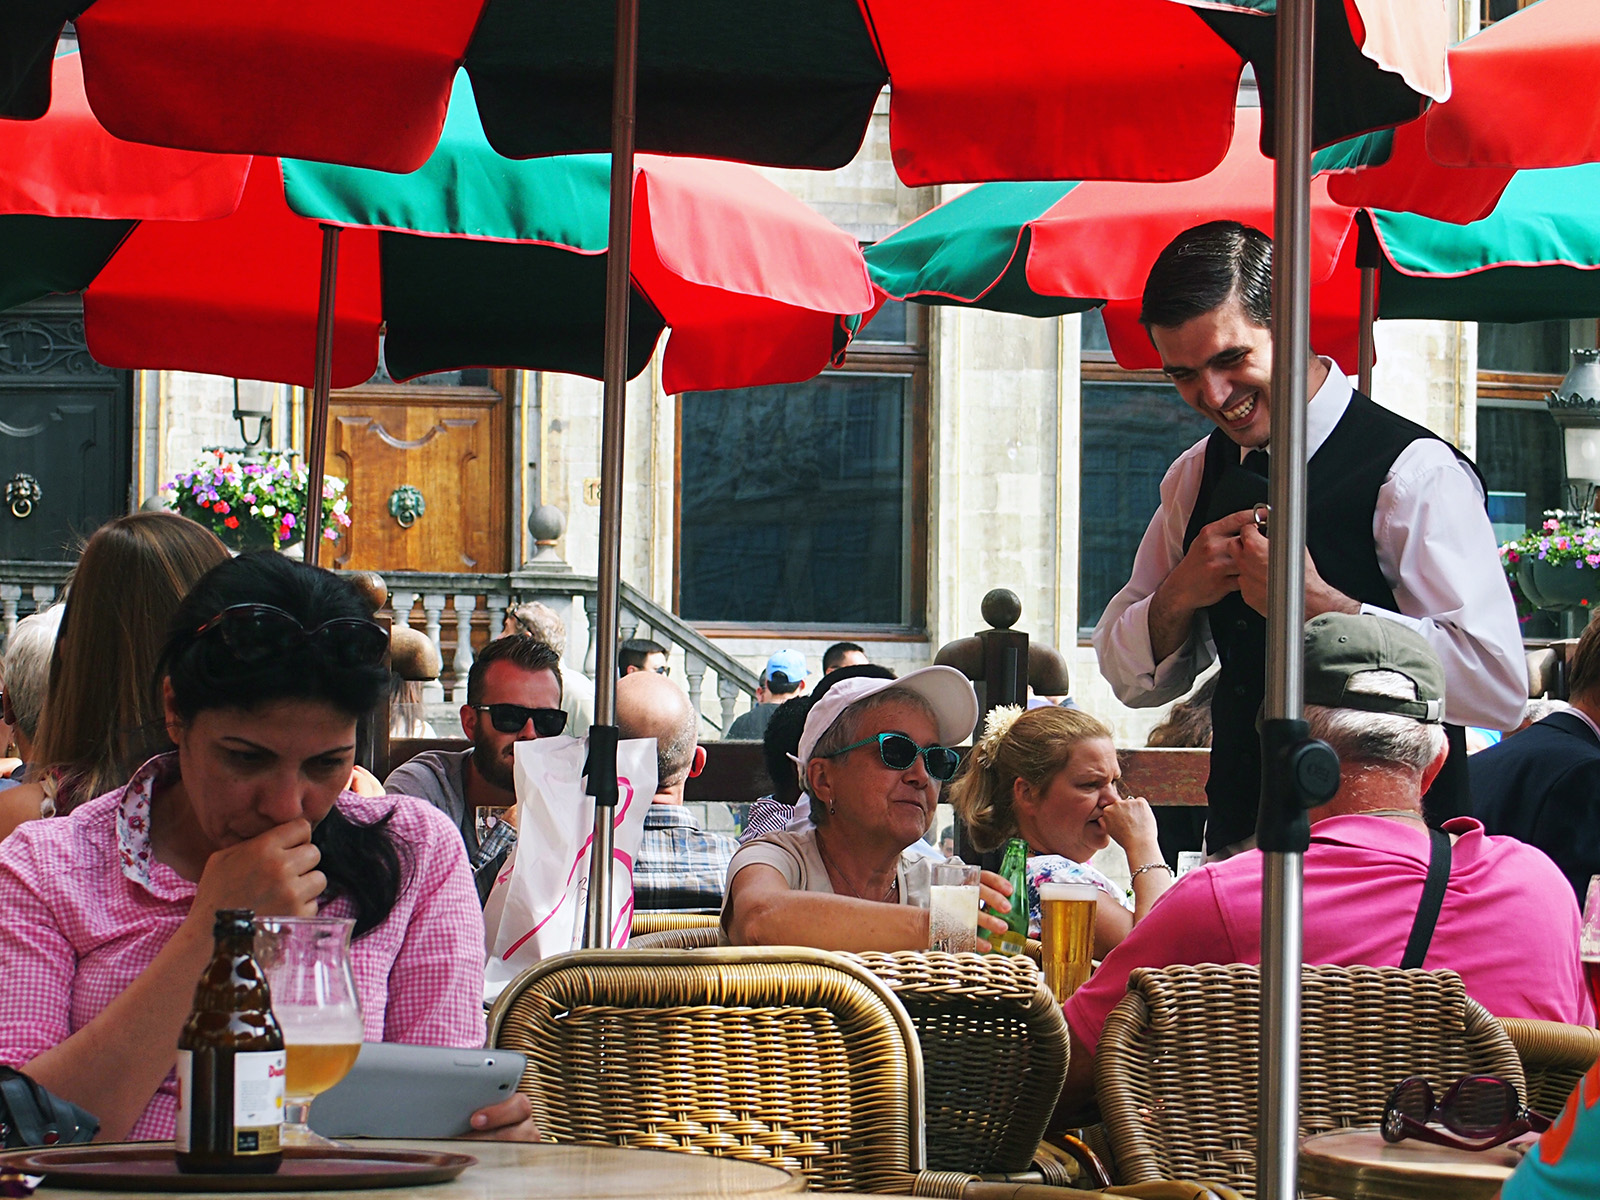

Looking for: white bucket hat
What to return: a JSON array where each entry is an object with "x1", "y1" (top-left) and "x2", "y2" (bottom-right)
[{"x1": 795, "y1": 664, "x2": 980, "y2": 772}]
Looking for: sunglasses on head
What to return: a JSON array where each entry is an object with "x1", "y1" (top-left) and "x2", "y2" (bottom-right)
[
  {"x1": 1381, "y1": 1075, "x2": 1550, "y2": 1152},
  {"x1": 195, "y1": 604, "x2": 388, "y2": 669},
  {"x1": 472, "y1": 703, "x2": 569, "y2": 736},
  {"x1": 823, "y1": 731, "x2": 961, "y2": 782}
]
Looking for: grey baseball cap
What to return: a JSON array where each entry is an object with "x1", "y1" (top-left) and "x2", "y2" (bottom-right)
[{"x1": 1302, "y1": 613, "x2": 1445, "y2": 723}]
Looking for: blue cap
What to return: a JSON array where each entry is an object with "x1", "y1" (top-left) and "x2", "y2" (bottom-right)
[{"x1": 763, "y1": 649, "x2": 808, "y2": 688}]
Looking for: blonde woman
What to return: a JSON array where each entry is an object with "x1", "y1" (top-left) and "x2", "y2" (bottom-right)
[{"x1": 948, "y1": 705, "x2": 1174, "y2": 958}]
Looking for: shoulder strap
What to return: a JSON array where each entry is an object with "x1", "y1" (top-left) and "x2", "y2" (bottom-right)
[{"x1": 1400, "y1": 827, "x2": 1452, "y2": 970}]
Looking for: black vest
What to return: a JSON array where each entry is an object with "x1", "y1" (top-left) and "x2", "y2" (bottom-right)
[{"x1": 1180, "y1": 392, "x2": 1482, "y2": 851}]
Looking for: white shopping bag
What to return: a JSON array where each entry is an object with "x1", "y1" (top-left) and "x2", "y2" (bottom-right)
[{"x1": 483, "y1": 734, "x2": 655, "y2": 1000}]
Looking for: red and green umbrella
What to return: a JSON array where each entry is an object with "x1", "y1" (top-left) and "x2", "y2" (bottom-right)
[
  {"x1": 5, "y1": 0, "x2": 1448, "y2": 185},
  {"x1": 864, "y1": 108, "x2": 1365, "y2": 372},
  {"x1": 1317, "y1": 0, "x2": 1600, "y2": 223}
]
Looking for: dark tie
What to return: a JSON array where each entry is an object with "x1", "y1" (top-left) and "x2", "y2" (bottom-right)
[{"x1": 1241, "y1": 449, "x2": 1269, "y2": 478}]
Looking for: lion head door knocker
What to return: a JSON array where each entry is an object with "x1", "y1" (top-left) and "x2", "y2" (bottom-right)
[
  {"x1": 6, "y1": 474, "x2": 41, "y2": 520},
  {"x1": 388, "y1": 485, "x2": 426, "y2": 529}
]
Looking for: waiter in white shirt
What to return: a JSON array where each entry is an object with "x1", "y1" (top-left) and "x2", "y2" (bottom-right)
[{"x1": 1093, "y1": 221, "x2": 1525, "y2": 855}]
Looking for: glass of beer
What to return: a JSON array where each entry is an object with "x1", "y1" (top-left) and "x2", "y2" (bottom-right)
[
  {"x1": 928, "y1": 862, "x2": 981, "y2": 953},
  {"x1": 1039, "y1": 882, "x2": 1098, "y2": 1000},
  {"x1": 253, "y1": 916, "x2": 363, "y2": 1147},
  {"x1": 1582, "y1": 876, "x2": 1600, "y2": 1016}
]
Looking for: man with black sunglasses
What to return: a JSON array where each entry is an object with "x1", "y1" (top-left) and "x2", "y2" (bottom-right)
[{"x1": 385, "y1": 635, "x2": 565, "y2": 903}]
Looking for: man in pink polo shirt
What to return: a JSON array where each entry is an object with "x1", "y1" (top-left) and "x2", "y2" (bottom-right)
[{"x1": 1058, "y1": 612, "x2": 1592, "y2": 1112}]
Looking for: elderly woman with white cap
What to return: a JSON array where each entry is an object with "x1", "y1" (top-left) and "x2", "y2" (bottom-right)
[{"x1": 721, "y1": 666, "x2": 1013, "y2": 950}]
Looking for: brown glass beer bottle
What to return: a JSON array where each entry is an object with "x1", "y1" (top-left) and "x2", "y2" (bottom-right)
[{"x1": 175, "y1": 909, "x2": 286, "y2": 1173}]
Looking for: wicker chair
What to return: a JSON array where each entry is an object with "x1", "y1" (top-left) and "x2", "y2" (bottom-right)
[
  {"x1": 1094, "y1": 964, "x2": 1525, "y2": 1199},
  {"x1": 846, "y1": 952, "x2": 1069, "y2": 1179},
  {"x1": 629, "y1": 925, "x2": 723, "y2": 950},
  {"x1": 630, "y1": 911, "x2": 722, "y2": 936},
  {"x1": 1499, "y1": 1017, "x2": 1600, "y2": 1117}
]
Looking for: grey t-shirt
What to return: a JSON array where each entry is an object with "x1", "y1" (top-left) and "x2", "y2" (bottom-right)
[
  {"x1": 725, "y1": 702, "x2": 780, "y2": 741},
  {"x1": 384, "y1": 748, "x2": 504, "y2": 903}
]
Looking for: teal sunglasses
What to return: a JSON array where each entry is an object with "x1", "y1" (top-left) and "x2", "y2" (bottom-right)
[{"x1": 822, "y1": 731, "x2": 961, "y2": 782}]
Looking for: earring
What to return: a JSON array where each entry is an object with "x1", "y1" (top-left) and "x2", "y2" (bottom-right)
[{"x1": 829, "y1": 803, "x2": 836, "y2": 816}]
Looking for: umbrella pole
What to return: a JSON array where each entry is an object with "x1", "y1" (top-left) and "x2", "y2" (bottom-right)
[
  {"x1": 1358, "y1": 265, "x2": 1377, "y2": 395},
  {"x1": 303, "y1": 223, "x2": 340, "y2": 568},
  {"x1": 1259, "y1": 1, "x2": 1314, "y2": 1197},
  {"x1": 582, "y1": 0, "x2": 641, "y2": 951}
]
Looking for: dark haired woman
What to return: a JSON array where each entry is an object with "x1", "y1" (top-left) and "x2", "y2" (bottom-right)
[{"x1": 0, "y1": 553, "x2": 533, "y2": 1142}]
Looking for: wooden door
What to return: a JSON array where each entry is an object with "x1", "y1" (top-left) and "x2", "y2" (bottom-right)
[
  {"x1": 327, "y1": 371, "x2": 509, "y2": 573},
  {"x1": 0, "y1": 299, "x2": 133, "y2": 562}
]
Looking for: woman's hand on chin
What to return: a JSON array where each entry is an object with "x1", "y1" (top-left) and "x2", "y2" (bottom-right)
[
  {"x1": 465, "y1": 1092, "x2": 540, "y2": 1141},
  {"x1": 1099, "y1": 794, "x2": 1161, "y2": 860},
  {"x1": 190, "y1": 819, "x2": 326, "y2": 920}
]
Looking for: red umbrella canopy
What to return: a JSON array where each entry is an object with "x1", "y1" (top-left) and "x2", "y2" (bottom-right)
[
  {"x1": 867, "y1": 108, "x2": 1364, "y2": 372},
  {"x1": 1320, "y1": 0, "x2": 1600, "y2": 222},
  {"x1": 5, "y1": 0, "x2": 1448, "y2": 185}
]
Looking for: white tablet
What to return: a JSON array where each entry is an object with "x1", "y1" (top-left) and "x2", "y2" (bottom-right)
[{"x1": 307, "y1": 1043, "x2": 528, "y2": 1139}]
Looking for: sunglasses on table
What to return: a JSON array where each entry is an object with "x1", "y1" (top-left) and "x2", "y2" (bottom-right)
[
  {"x1": 196, "y1": 604, "x2": 388, "y2": 668},
  {"x1": 472, "y1": 704, "x2": 569, "y2": 736},
  {"x1": 1381, "y1": 1075, "x2": 1550, "y2": 1152},
  {"x1": 821, "y1": 731, "x2": 961, "y2": 782}
]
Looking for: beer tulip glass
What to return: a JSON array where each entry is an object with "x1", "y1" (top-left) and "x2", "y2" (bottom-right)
[
  {"x1": 253, "y1": 916, "x2": 363, "y2": 1147},
  {"x1": 1039, "y1": 882, "x2": 1098, "y2": 999}
]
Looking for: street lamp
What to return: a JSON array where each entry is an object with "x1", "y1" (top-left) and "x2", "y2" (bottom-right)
[
  {"x1": 1547, "y1": 348, "x2": 1600, "y2": 518},
  {"x1": 232, "y1": 379, "x2": 274, "y2": 452}
]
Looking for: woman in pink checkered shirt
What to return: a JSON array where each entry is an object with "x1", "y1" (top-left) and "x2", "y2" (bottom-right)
[{"x1": 0, "y1": 554, "x2": 534, "y2": 1142}]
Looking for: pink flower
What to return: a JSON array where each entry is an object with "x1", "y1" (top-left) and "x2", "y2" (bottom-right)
[{"x1": 1545, "y1": 518, "x2": 1561, "y2": 532}]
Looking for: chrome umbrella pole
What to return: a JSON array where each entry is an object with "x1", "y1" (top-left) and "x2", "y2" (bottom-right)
[
  {"x1": 1259, "y1": 0, "x2": 1314, "y2": 1196},
  {"x1": 1358, "y1": 264, "x2": 1377, "y2": 395},
  {"x1": 303, "y1": 224, "x2": 340, "y2": 568},
  {"x1": 582, "y1": 0, "x2": 640, "y2": 950}
]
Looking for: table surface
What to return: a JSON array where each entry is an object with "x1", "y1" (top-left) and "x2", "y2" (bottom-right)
[
  {"x1": 25, "y1": 1141, "x2": 807, "y2": 1200},
  {"x1": 1298, "y1": 1127, "x2": 1528, "y2": 1200}
]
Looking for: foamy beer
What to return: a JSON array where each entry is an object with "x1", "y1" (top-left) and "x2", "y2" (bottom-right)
[{"x1": 1039, "y1": 882, "x2": 1098, "y2": 999}]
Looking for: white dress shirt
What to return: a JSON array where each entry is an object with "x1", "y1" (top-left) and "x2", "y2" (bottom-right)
[{"x1": 1092, "y1": 362, "x2": 1527, "y2": 731}]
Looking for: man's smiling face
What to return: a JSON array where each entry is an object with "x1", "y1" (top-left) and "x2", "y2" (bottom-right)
[{"x1": 1149, "y1": 296, "x2": 1275, "y2": 449}]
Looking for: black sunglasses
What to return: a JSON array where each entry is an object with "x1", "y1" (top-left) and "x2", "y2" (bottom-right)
[
  {"x1": 1382, "y1": 1075, "x2": 1550, "y2": 1152},
  {"x1": 195, "y1": 604, "x2": 388, "y2": 669},
  {"x1": 472, "y1": 704, "x2": 568, "y2": 736},
  {"x1": 823, "y1": 731, "x2": 961, "y2": 782}
]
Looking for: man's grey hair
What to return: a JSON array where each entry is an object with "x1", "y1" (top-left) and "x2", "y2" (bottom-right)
[
  {"x1": 1303, "y1": 669, "x2": 1446, "y2": 774},
  {"x1": 504, "y1": 601, "x2": 567, "y2": 655},
  {"x1": 3, "y1": 606, "x2": 63, "y2": 739},
  {"x1": 809, "y1": 688, "x2": 940, "y2": 770},
  {"x1": 655, "y1": 705, "x2": 700, "y2": 790}
]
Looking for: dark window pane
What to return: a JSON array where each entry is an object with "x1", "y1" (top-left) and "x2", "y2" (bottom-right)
[
  {"x1": 859, "y1": 300, "x2": 909, "y2": 344},
  {"x1": 1478, "y1": 322, "x2": 1569, "y2": 374},
  {"x1": 1081, "y1": 309, "x2": 1112, "y2": 355},
  {"x1": 1079, "y1": 381, "x2": 1211, "y2": 633},
  {"x1": 680, "y1": 375, "x2": 910, "y2": 624},
  {"x1": 1477, "y1": 402, "x2": 1563, "y2": 638}
]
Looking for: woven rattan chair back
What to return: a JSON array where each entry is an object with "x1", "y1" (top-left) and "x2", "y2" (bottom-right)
[
  {"x1": 1499, "y1": 1017, "x2": 1600, "y2": 1117},
  {"x1": 846, "y1": 952, "x2": 1068, "y2": 1176},
  {"x1": 627, "y1": 925, "x2": 724, "y2": 950},
  {"x1": 629, "y1": 911, "x2": 721, "y2": 936},
  {"x1": 488, "y1": 947, "x2": 927, "y2": 1193},
  {"x1": 1094, "y1": 964, "x2": 1525, "y2": 1198}
]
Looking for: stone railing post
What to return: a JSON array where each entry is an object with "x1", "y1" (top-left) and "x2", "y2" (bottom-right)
[
  {"x1": 486, "y1": 594, "x2": 508, "y2": 641},
  {"x1": 683, "y1": 650, "x2": 707, "y2": 721},
  {"x1": 451, "y1": 594, "x2": 477, "y2": 701},
  {"x1": 717, "y1": 676, "x2": 739, "y2": 737},
  {"x1": 583, "y1": 593, "x2": 600, "y2": 678},
  {"x1": 390, "y1": 590, "x2": 418, "y2": 630},
  {"x1": 0, "y1": 585, "x2": 18, "y2": 640},
  {"x1": 420, "y1": 593, "x2": 447, "y2": 703}
]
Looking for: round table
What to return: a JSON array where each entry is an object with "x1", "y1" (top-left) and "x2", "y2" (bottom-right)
[
  {"x1": 23, "y1": 1141, "x2": 806, "y2": 1200},
  {"x1": 1299, "y1": 1127, "x2": 1528, "y2": 1200}
]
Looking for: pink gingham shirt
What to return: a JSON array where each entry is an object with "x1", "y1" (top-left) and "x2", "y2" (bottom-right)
[{"x1": 0, "y1": 754, "x2": 487, "y2": 1141}]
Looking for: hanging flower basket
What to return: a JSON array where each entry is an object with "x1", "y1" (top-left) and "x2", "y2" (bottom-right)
[
  {"x1": 1501, "y1": 513, "x2": 1600, "y2": 619},
  {"x1": 163, "y1": 450, "x2": 352, "y2": 554}
]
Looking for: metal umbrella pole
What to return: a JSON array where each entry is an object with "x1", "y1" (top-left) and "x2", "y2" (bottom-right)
[
  {"x1": 303, "y1": 224, "x2": 340, "y2": 568},
  {"x1": 1357, "y1": 264, "x2": 1378, "y2": 396},
  {"x1": 581, "y1": 0, "x2": 641, "y2": 950}
]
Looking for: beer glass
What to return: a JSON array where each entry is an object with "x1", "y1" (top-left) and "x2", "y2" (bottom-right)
[
  {"x1": 1582, "y1": 876, "x2": 1600, "y2": 1016},
  {"x1": 928, "y1": 862, "x2": 981, "y2": 953},
  {"x1": 254, "y1": 916, "x2": 363, "y2": 1147},
  {"x1": 1039, "y1": 882, "x2": 1098, "y2": 999}
]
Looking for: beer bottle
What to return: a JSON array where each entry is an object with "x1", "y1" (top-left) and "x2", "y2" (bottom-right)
[
  {"x1": 175, "y1": 909, "x2": 285, "y2": 1174},
  {"x1": 996, "y1": 838, "x2": 1030, "y2": 955}
]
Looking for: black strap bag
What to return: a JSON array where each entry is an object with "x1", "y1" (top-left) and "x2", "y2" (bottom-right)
[{"x1": 0, "y1": 1066, "x2": 98, "y2": 1149}]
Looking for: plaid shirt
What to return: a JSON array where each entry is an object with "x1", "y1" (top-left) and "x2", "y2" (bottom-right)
[
  {"x1": 633, "y1": 804, "x2": 740, "y2": 912},
  {"x1": 0, "y1": 753, "x2": 486, "y2": 1141}
]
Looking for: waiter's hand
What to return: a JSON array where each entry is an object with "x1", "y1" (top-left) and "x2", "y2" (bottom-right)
[
  {"x1": 1148, "y1": 509, "x2": 1257, "y2": 664},
  {"x1": 1236, "y1": 524, "x2": 1360, "y2": 618}
]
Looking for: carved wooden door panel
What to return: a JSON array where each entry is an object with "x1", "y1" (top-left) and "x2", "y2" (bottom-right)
[
  {"x1": 0, "y1": 300, "x2": 133, "y2": 562},
  {"x1": 327, "y1": 379, "x2": 508, "y2": 573}
]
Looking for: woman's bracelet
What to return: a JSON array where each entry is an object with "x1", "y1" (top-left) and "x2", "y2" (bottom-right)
[{"x1": 1130, "y1": 862, "x2": 1174, "y2": 881}]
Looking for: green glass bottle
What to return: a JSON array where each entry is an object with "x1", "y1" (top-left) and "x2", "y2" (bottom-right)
[{"x1": 996, "y1": 838, "x2": 1030, "y2": 955}]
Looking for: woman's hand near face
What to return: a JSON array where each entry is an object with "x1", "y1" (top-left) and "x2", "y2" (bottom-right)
[
  {"x1": 975, "y1": 869, "x2": 1012, "y2": 952},
  {"x1": 1099, "y1": 794, "x2": 1161, "y2": 862},
  {"x1": 190, "y1": 818, "x2": 326, "y2": 922}
]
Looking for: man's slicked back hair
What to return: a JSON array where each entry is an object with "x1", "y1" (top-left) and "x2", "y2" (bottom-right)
[
  {"x1": 468, "y1": 634, "x2": 563, "y2": 705},
  {"x1": 1140, "y1": 220, "x2": 1273, "y2": 332}
]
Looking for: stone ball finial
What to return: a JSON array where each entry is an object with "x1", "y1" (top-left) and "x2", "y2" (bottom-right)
[
  {"x1": 349, "y1": 571, "x2": 388, "y2": 615},
  {"x1": 140, "y1": 494, "x2": 168, "y2": 513},
  {"x1": 981, "y1": 588, "x2": 1022, "y2": 631},
  {"x1": 528, "y1": 503, "x2": 567, "y2": 544}
]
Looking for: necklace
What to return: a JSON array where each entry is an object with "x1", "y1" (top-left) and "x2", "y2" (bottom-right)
[{"x1": 815, "y1": 833, "x2": 899, "y2": 903}]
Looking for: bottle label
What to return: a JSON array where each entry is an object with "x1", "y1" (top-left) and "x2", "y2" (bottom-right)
[
  {"x1": 174, "y1": 1050, "x2": 193, "y2": 1153},
  {"x1": 234, "y1": 1050, "x2": 286, "y2": 1153}
]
